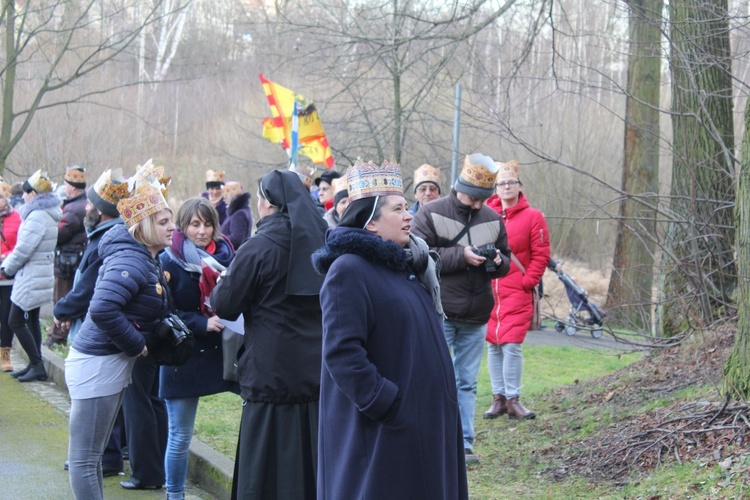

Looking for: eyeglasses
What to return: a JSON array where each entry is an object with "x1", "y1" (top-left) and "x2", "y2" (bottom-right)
[{"x1": 496, "y1": 181, "x2": 520, "y2": 188}]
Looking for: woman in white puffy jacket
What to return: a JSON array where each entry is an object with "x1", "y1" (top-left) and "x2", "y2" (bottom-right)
[{"x1": 1, "y1": 170, "x2": 61, "y2": 382}]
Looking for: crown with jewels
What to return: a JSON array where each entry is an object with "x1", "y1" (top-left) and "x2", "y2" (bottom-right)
[
  {"x1": 64, "y1": 166, "x2": 86, "y2": 186},
  {"x1": 346, "y1": 159, "x2": 403, "y2": 202},
  {"x1": 206, "y1": 169, "x2": 225, "y2": 184},
  {"x1": 117, "y1": 181, "x2": 170, "y2": 228},
  {"x1": 413, "y1": 164, "x2": 441, "y2": 191},
  {"x1": 92, "y1": 169, "x2": 130, "y2": 205},
  {"x1": 222, "y1": 181, "x2": 243, "y2": 200},
  {"x1": 27, "y1": 170, "x2": 55, "y2": 194},
  {"x1": 496, "y1": 160, "x2": 520, "y2": 182},
  {"x1": 460, "y1": 154, "x2": 498, "y2": 190},
  {"x1": 133, "y1": 159, "x2": 171, "y2": 198},
  {"x1": 331, "y1": 176, "x2": 348, "y2": 196},
  {"x1": 289, "y1": 164, "x2": 315, "y2": 188}
]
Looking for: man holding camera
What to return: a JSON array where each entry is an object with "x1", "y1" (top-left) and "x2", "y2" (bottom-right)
[{"x1": 411, "y1": 153, "x2": 511, "y2": 464}]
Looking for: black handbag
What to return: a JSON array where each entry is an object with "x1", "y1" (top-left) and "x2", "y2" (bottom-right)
[
  {"x1": 150, "y1": 262, "x2": 195, "y2": 366},
  {"x1": 55, "y1": 248, "x2": 83, "y2": 278}
]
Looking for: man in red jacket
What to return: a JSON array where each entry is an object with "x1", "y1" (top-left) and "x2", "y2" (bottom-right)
[{"x1": 411, "y1": 153, "x2": 511, "y2": 464}]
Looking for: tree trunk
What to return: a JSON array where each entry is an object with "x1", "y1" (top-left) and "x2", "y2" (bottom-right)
[
  {"x1": 723, "y1": 94, "x2": 750, "y2": 400},
  {"x1": 0, "y1": 0, "x2": 17, "y2": 174},
  {"x1": 658, "y1": 0, "x2": 735, "y2": 336},
  {"x1": 607, "y1": 0, "x2": 663, "y2": 332}
]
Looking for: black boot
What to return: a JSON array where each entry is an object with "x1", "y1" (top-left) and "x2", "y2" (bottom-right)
[
  {"x1": 17, "y1": 362, "x2": 47, "y2": 382},
  {"x1": 10, "y1": 364, "x2": 31, "y2": 379}
]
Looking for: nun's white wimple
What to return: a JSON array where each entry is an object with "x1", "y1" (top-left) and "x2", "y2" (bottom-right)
[{"x1": 362, "y1": 195, "x2": 380, "y2": 229}]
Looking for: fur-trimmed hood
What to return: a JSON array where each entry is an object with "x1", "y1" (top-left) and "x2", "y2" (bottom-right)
[
  {"x1": 227, "y1": 191, "x2": 251, "y2": 216},
  {"x1": 312, "y1": 227, "x2": 408, "y2": 275},
  {"x1": 19, "y1": 192, "x2": 62, "y2": 221}
]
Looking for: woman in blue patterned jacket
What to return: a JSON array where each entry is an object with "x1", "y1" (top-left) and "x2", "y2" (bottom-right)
[{"x1": 65, "y1": 179, "x2": 175, "y2": 500}]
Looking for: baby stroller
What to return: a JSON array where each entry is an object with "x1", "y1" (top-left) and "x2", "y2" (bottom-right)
[{"x1": 548, "y1": 258, "x2": 606, "y2": 339}]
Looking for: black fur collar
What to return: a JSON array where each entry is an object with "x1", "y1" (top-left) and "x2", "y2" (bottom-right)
[
  {"x1": 312, "y1": 227, "x2": 408, "y2": 275},
  {"x1": 227, "y1": 192, "x2": 251, "y2": 215}
]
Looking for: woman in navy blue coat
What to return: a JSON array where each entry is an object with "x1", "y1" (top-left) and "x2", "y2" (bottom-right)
[
  {"x1": 312, "y1": 161, "x2": 468, "y2": 500},
  {"x1": 65, "y1": 179, "x2": 175, "y2": 500},
  {"x1": 159, "y1": 197, "x2": 238, "y2": 499}
]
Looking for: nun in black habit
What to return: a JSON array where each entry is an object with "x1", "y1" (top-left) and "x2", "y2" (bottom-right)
[{"x1": 210, "y1": 169, "x2": 327, "y2": 500}]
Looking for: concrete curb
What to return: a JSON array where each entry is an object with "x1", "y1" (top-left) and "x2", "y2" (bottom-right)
[{"x1": 15, "y1": 344, "x2": 233, "y2": 499}]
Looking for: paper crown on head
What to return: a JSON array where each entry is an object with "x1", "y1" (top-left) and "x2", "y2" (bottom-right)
[
  {"x1": 413, "y1": 164, "x2": 442, "y2": 193},
  {"x1": 331, "y1": 176, "x2": 348, "y2": 196},
  {"x1": 26, "y1": 170, "x2": 55, "y2": 194},
  {"x1": 346, "y1": 159, "x2": 403, "y2": 202},
  {"x1": 64, "y1": 166, "x2": 86, "y2": 188},
  {"x1": 0, "y1": 176, "x2": 11, "y2": 199},
  {"x1": 117, "y1": 181, "x2": 170, "y2": 228},
  {"x1": 133, "y1": 159, "x2": 171, "y2": 198},
  {"x1": 88, "y1": 168, "x2": 130, "y2": 218},
  {"x1": 222, "y1": 181, "x2": 243, "y2": 199},
  {"x1": 496, "y1": 160, "x2": 520, "y2": 182},
  {"x1": 205, "y1": 169, "x2": 225, "y2": 186},
  {"x1": 454, "y1": 153, "x2": 498, "y2": 200},
  {"x1": 289, "y1": 164, "x2": 315, "y2": 188}
]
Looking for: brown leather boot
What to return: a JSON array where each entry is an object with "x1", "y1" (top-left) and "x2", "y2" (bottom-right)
[
  {"x1": 483, "y1": 394, "x2": 507, "y2": 419},
  {"x1": 0, "y1": 347, "x2": 12, "y2": 372},
  {"x1": 507, "y1": 397, "x2": 536, "y2": 419}
]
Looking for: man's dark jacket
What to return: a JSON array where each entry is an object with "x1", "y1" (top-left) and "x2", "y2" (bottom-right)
[{"x1": 411, "y1": 189, "x2": 511, "y2": 324}]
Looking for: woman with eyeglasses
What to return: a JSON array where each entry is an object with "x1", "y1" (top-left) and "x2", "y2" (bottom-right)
[{"x1": 483, "y1": 160, "x2": 550, "y2": 420}]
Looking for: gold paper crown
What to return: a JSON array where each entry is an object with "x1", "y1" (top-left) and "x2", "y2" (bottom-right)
[
  {"x1": 27, "y1": 170, "x2": 55, "y2": 194},
  {"x1": 346, "y1": 160, "x2": 403, "y2": 202},
  {"x1": 289, "y1": 164, "x2": 315, "y2": 188},
  {"x1": 0, "y1": 176, "x2": 11, "y2": 199},
  {"x1": 496, "y1": 160, "x2": 520, "y2": 182},
  {"x1": 93, "y1": 168, "x2": 130, "y2": 206},
  {"x1": 206, "y1": 170, "x2": 225, "y2": 183},
  {"x1": 64, "y1": 166, "x2": 86, "y2": 185},
  {"x1": 331, "y1": 176, "x2": 348, "y2": 195},
  {"x1": 460, "y1": 154, "x2": 498, "y2": 190},
  {"x1": 117, "y1": 182, "x2": 169, "y2": 228},
  {"x1": 134, "y1": 159, "x2": 171, "y2": 198},
  {"x1": 413, "y1": 164, "x2": 441, "y2": 191},
  {"x1": 222, "y1": 181, "x2": 243, "y2": 199}
]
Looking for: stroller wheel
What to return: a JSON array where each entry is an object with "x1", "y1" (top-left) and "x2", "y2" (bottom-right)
[
  {"x1": 565, "y1": 325, "x2": 577, "y2": 336},
  {"x1": 555, "y1": 322, "x2": 565, "y2": 332},
  {"x1": 591, "y1": 329, "x2": 603, "y2": 339}
]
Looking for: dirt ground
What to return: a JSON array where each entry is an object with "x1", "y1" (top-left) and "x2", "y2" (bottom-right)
[{"x1": 545, "y1": 325, "x2": 750, "y2": 486}]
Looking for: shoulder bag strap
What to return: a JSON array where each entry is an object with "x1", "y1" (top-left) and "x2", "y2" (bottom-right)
[
  {"x1": 446, "y1": 214, "x2": 478, "y2": 248},
  {"x1": 510, "y1": 252, "x2": 526, "y2": 275}
]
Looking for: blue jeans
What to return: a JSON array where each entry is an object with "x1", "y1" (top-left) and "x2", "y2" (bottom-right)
[
  {"x1": 443, "y1": 320, "x2": 486, "y2": 451},
  {"x1": 164, "y1": 397, "x2": 199, "y2": 499},
  {"x1": 487, "y1": 342, "x2": 524, "y2": 398}
]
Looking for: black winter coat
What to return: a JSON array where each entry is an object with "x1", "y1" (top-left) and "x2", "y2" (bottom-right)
[
  {"x1": 55, "y1": 192, "x2": 87, "y2": 277},
  {"x1": 158, "y1": 235, "x2": 239, "y2": 399},
  {"x1": 312, "y1": 227, "x2": 468, "y2": 500},
  {"x1": 210, "y1": 212, "x2": 322, "y2": 403}
]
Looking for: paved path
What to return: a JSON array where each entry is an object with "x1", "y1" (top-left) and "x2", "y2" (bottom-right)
[
  {"x1": 525, "y1": 325, "x2": 639, "y2": 351},
  {"x1": 0, "y1": 348, "x2": 215, "y2": 500}
]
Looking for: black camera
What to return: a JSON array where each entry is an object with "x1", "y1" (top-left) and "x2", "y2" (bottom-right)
[
  {"x1": 472, "y1": 244, "x2": 498, "y2": 273},
  {"x1": 158, "y1": 313, "x2": 192, "y2": 346}
]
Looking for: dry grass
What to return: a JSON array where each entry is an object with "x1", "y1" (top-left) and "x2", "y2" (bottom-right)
[{"x1": 541, "y1": 258, "x2": 610, "y2": 319}]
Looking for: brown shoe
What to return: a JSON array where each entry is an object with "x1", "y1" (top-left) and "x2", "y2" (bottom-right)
[
  {"x1": 0, "y1": 347, "x2": 12, "y2": 372},
  {"x1": 483, "y1": 394, "x2": 507, "y2": 419},
  {"x1": 507, "y1": 397, "x2": 536, "y2": 419}
]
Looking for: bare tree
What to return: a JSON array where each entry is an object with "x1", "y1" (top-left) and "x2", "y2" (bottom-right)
[
  {"x1": 0, "y1": 0, "x2": 173, "y2": 174},
  {"x1": 606, "y1": 0, "x2": 663, "y2": 331},
  {"x1": 657, "y1": 0, "x2": 736, "y2": 336}
]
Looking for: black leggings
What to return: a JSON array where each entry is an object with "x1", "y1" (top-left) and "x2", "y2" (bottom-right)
[
  {"x1": 9, "y1": 304, "x2": 42, "y2": 365},
  {"x1": 0, "y1": 286, "x2": 13, "y2": 347}
]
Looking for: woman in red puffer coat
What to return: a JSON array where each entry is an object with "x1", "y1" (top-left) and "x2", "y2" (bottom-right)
[
  {"x1": 0, "y1": 177, "x2": 21, "y2": 372},
  {"x1": 484, "y1": 160, "x2": 550, "y2": 420}
]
